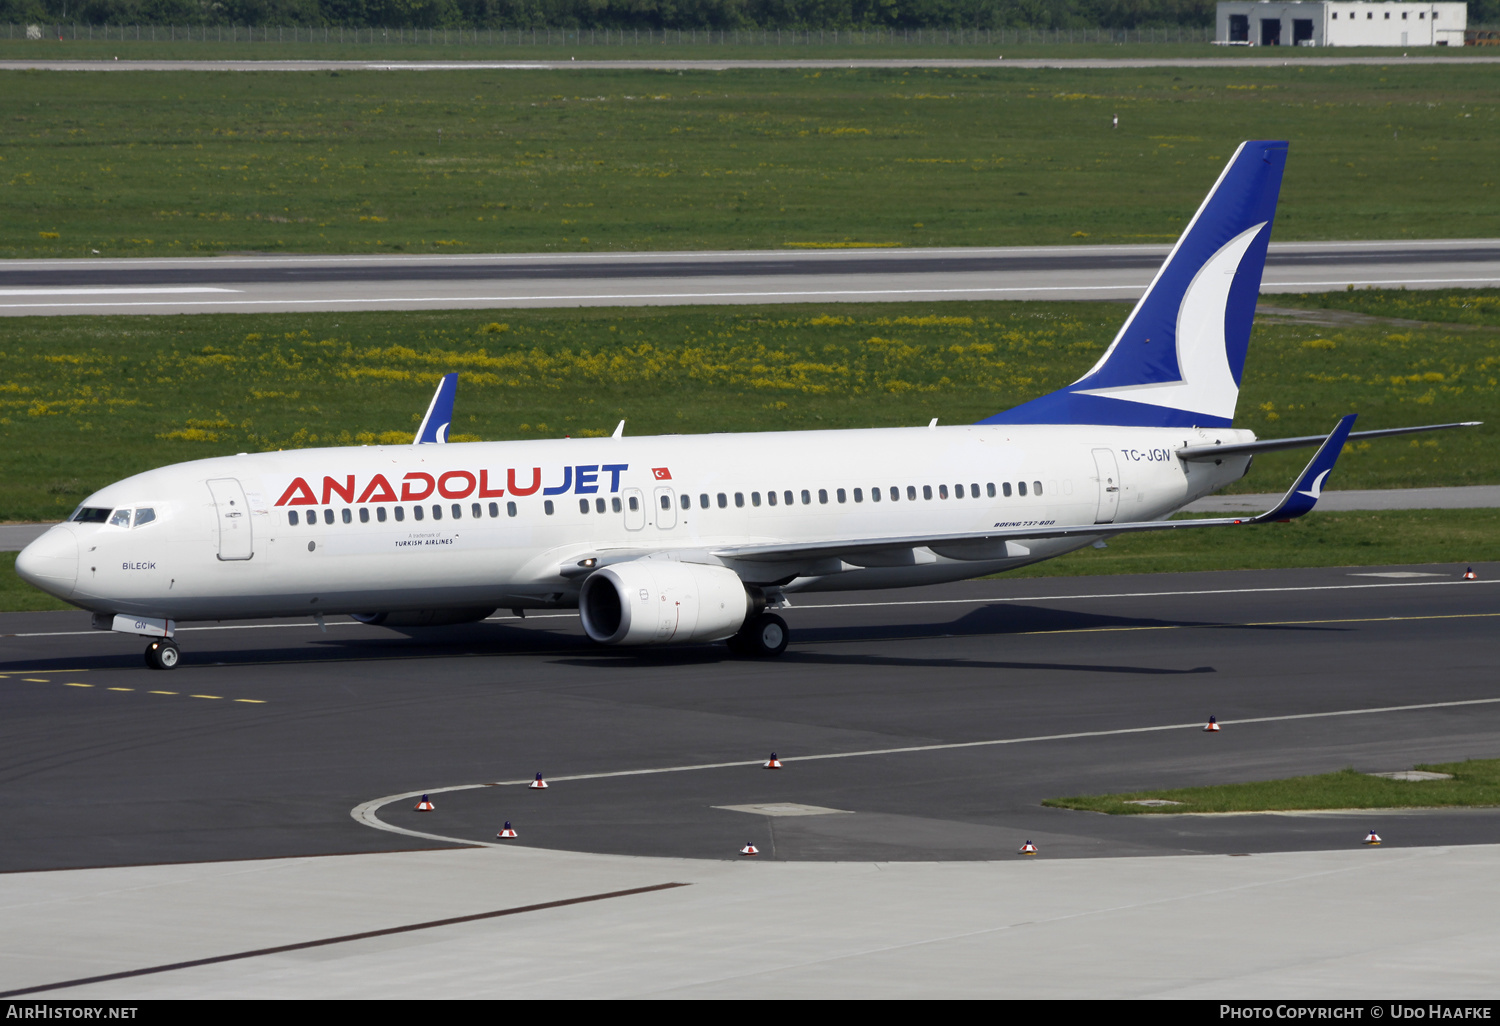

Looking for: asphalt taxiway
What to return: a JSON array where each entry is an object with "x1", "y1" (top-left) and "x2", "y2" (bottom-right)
[
  {"x1": 2, "y1": 563, "x2": 1496, "y2": 872},
  {"x1": 4, "y1": 239, "x2": 1497, "y2": 314},
  {"x1": 4, "y1": 563, "x2": 1498, "y2": 997}
]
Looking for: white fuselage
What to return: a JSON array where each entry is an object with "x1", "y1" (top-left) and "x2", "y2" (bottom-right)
[{"x1": 23, "y1": 423, "x2": 1254, "y2": 622}]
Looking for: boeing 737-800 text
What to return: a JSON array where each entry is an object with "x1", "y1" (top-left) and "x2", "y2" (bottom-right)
[{"x1": 14, "y1": 142, "x2": 1479, "y2": 668}]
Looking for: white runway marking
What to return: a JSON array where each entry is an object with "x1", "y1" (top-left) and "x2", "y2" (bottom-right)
[
  {"x1": 4, "y1": 576, "x2": 1493, "y2": 638},
  {"x1": 353, "y1": 694, "x2": 1500, "y2": 849},
  {"x1": 0, "y1": 287, "x2": 240, "y2": 296}
]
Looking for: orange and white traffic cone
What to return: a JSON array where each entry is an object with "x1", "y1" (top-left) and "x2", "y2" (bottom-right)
[
  {"x1": 739, "y1": 844, "x2": 759, "y2": 856},
  {"x1": 1363, "y1": 829, "x2": 1382, "y2": 845},
  {"x1": 1204, "y1": 716, "x2": 1221, "y2": 733},
  {"x1": 1018, "y1": 841, "x2": 1038, "y2": 855},
  {"x1": 529, "y1": 773, "x2": 548, "y2": 790},
  {"x1": 764, "y1": 752, "x2": 783, "y2": 769},
  {"x1": 497, "y1": 821, "x2": 518, "y2": 839},
  {"x1": 1463, "y1": 567, "x2": 1478, "y2": 580},
  {"x1": 414, "y1": 794, "x2": 435, "y2": 811}
]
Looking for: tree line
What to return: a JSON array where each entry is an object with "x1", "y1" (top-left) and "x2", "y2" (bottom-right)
[{"x1": 5, "y1": 0, "x2": 1493, "y2": 32}]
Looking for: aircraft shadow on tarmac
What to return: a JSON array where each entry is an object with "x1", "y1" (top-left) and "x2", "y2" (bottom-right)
[{"x1": 0, "y1": 603, "x2": 1349, "y2": 674}]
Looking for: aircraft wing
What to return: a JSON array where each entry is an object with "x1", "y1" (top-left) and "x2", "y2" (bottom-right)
[
  {"x1": 1176, "y1": 420, "x2": 1478, "y2": 462},
  {"x1": 709, "y1": 415, "x2": 1357, "y2": 566}
]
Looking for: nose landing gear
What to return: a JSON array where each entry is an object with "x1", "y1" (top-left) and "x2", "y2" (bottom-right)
[{"x1": 145, "y1": 638, "x2": 182, "y2": 670}]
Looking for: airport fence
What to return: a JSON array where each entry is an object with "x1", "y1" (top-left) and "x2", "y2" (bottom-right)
[{"x1": 4, "y1": 23, "x2": 1217, "y2": 47}]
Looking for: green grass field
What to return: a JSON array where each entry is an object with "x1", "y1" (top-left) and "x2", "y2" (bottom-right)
[
  {"x1": 1273, "y1": 288, "x2": 1500, "y2": 328},
  {"x1": 1, "y1": 293, "x2": 1494, "y2": 522},
  {"x1": 1043, "y1": 758, "x2": 1500, "y2": 814},
  {"x1": 2, "y1": 63, "x2": 1497, "y2": 258}
]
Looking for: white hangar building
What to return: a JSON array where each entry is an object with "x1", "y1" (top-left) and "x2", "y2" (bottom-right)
[{"x1": 1216, "y1": 2, "x2": 1468, "y2": 46}]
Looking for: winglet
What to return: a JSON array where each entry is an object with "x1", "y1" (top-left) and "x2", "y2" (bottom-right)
[
  {"x1": 414, "y1": 373, "x2": 458, "y2": 445},
  {"x1": 1247, "y1": 414, "x2": 1357, "y2": 523}
]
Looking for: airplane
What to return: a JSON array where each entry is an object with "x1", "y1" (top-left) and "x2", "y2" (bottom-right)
[{"x1": 15, "y1": 140, "x2": 1480, "y2": 670}]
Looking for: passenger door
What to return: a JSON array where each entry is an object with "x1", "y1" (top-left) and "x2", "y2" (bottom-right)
[
  {"x1": 654, "y1": 486, "x2": 676, "y2": 529},
  {"x1": 1091, "y1": 449, "x2": 1121, "y2": 525},
  {"x1": 206, "y1": 478, "x2": 254, "y2": 560}
]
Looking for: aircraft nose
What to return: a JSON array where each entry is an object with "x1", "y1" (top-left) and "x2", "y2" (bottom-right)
[{"x1": 15, "y1": 526, "x2": 78, "y2": 597}]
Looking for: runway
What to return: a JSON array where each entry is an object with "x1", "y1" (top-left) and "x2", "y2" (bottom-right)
[
  {"x1": 5, "y1": 55, "x2": 1500, "y2": 73},
  {"x1": 4, "y1": 239, "x2": 1498, "y2": 315},
  {"x1": 2, "y1": 563, "x2": 1496, "y2": 872}
]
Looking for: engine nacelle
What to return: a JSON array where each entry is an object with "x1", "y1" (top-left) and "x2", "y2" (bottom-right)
[
  {"x1": 351, "y1": 607, "x2": 495, "y2": 628},
  {"x1": 579, "y1": 560, "x2": 750, "y2": 646}
]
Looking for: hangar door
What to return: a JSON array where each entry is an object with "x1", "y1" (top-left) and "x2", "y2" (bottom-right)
[{"x1": 207, "y1": 478, "x2": 254, "y2": 561}]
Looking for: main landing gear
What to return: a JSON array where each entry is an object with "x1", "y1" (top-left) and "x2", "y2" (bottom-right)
[
  {"x1": 727, "y1": 612, "x2": 789, "y2": 659},
  {"x1": 144, "y1": 638, "x2": 181, "y2": 671}
]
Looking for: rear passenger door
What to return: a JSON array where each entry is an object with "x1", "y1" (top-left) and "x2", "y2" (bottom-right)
[{"x1": 623, "y1": 488, "x2": 645, "y2": 531}]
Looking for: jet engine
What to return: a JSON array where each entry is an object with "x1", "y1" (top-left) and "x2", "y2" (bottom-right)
[
  {"x1": 579, "y1": 560, "x2": 750, "y2": 646},
  {"x1": 351, "y1": 608, "x2": 496, "y2": 627}
]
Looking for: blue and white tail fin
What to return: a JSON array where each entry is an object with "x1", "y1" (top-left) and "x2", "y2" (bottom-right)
[
  {"x1": 982, "y1": 141, "x2": 1288, "y2": 428},
  {"x1": 414, "y1": 373, "x2": 458, "y2": 444}
]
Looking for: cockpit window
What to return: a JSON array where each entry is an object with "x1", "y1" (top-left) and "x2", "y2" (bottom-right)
[
  {"x1": 134, "y1": 508, "x2": 157, "y2": 527},
  {"x1": 73, "y1": 507, "x2": 111, "y2": 524},
  {"x1": 109, "y1": 509, "x2": 132, "y2": 528}
]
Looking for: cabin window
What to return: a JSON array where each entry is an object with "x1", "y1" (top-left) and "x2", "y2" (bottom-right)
[
  {"x1": 1034, "y1": 481, "x2": 1043, "y2": 496},
  {"x1": 700, "y1": 493, "x2": 710, "y2": 510},
  {"x1": 627, "y1": 496, "x2": 638, "y2": 512},
  {"x1": 837, "y1": 488, "x2": 847, "y2": 503},
  {"x1": 110, "y1": 508, "x2": 132, "y2": 527},
  {"x1": 784, "y1": 491, "x2": 794, "y2": 506},
  {"x1": 612, "y1": 497, "x2": 622, "y2": 513},
  {"x1": 661, "y1": 494, "x2": 671, "y2": 510},
  {"x1": 802, "y1": 489, "x2": 812, "y2": 505},
  {"x1": 734, "y1": 492, "x2": 744, "y2": 508},
  {"x1": 1018, "y1": 482, "x2": 1027, "y2": 497},
  {"x1": 596, "y1": 498, "x2": 607, "y2": 513},
  {"x1": 751, "y1": 492, "x2": 761, "y2": 507},
  {"x1": 923, "y1": 485, "x2": 933, "y2": 500},
  {"x1": 971, "y1": 483, "x2": 980, "y2": 498},
  {"x1": 507, "y1": 501, "x2": 518, "y2": 517},
  {"x1": 680, "y1": 494, "x2": 691, "y2": 510},
  {"x1": 717, "y1": 492, "x2": 728, "y2": 509},
  {"x1": 1003, "y1": 482, "x2": 1012, "y2": 497},
  {"x1": 394, "y1": 506, "x2": 405, "y2": 522},
  {"x1": 818, "y1": 489, "x2": 828, "y2": 504},
  {"x1": 938, "y1": 485, "x2": 949, "y2": 499},
  {"x1": 451, "y1": 504, "x2": 462, "y2": 520},
  {"x1": 853, "y1": 488, "x2": 863, "y2": 503},
  {"x1": 579, "y1": 498, "x2": 590, "y2": 514},
  {"x1": 324, "y1": 509, "x2": 335, "y2": 525},
  {"x1": 954, "y1": 484, "x2": 964, "y2": 499},
  {"x1": 288, "y1": 510, "x2": 300, "y2": 526},
  {"x1": 359, "y1": 508, "x2": 370, "y2": 523},
  {"x1": 73, "y1": 507, "x2": 111, "y2": 524},
  {"x1": 767, "y1": 491, "x2": 777, "y2": 507},
  {"x1": 432, "y1": 505, "x2": 443, "y2": 521},
  {"x1": 906, "y1": 486, "x2": 916, "y2": 501},
  {"x1": 472, "y1": 503, "x2": 482, "y2": 518},
  {"x1": 135, "y1": 508, "x2": 156, "y2": 527},
  {"x1": 378, "y1": 507, "x2": 388, "y2": 523},
  {"x1": 987, "y1": 483, "x2": 996, "y2": 498},
  {"x1": 487, "y1": 502, "x2": 498, "y2": 518},
  {"x1": 544, "y1": 500, "x2": 554, "y2": 516},
  {"x1": 413, "y1": 505, "x2": 424, "y2": 521},
  {"x1": 872, "y1": 488, "x2": 882, "y2": 503}
]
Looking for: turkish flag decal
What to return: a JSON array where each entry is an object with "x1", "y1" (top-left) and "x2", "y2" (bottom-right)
[{"x1": 652, "y1": 467, "x2": 672, "y2": 480}]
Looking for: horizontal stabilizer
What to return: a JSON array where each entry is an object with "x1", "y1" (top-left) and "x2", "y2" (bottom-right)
[
  {"x1": 414, "y1": 373, "x2": 458, "y2": 445},
  {"x1": 1177, "y1": 420, "x2": 1480, "y2": 461}
]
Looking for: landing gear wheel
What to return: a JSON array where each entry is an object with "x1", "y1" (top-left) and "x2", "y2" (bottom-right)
[
  {"x1": 144, "y1": 639, "x2": 181, "y2": 671},
  {"x1": 733, "y1": 612, "x2": 788, "y2": 659}
]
